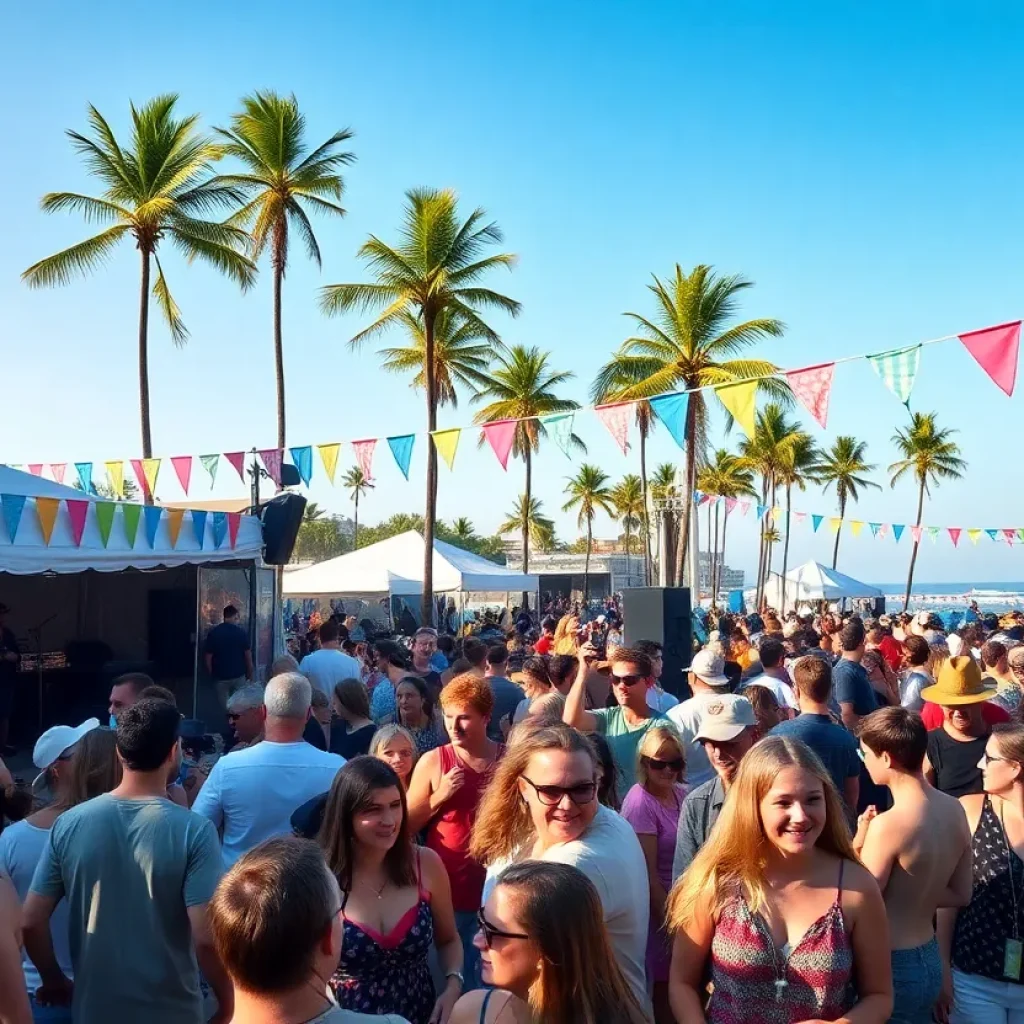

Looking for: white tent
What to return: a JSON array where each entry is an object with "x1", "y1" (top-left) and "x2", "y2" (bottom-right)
[
  {"x1": 762, "y1": 560, "x2": 883, "y2": 612},
  {"x1": 283, "y1": 530, "x2": 538, "y2": 598}
]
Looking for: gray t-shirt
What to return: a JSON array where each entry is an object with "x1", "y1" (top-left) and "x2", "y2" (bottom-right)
[{"x1": 30, "y1": 794, "x2": 222, "y2": 1024}]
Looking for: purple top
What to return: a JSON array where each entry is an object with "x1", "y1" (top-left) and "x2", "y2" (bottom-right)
[{"x1": 620, "y1": 783, "x2": 687, "y2": 890}]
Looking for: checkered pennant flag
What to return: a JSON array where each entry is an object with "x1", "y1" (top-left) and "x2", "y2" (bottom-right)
[{"x1": 866, "y1": 344, "x2": 921, "y2": 406}]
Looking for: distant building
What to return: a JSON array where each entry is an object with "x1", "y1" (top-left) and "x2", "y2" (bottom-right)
[
  {"x1": 505, "y1": 551, "x2": 646, "y2": 600},
  {"x1": 700, "y1": 551, "x2": 745, "y2": 593}
]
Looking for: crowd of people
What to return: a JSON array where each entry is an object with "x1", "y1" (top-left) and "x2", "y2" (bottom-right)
[{"x1": 3, "y1": 601, "x2": 1024, "y2": 1022}]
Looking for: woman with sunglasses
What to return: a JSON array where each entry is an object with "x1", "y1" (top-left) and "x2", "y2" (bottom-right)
[
  {"x1": 470, "y1": 723, "x2": 651, "y2": 1016},
  {"x1": 621, "y1": 725, "x2": 687, "y2": 1024},
  {"x1": 450, "y1": 862, "x2": 649, "y2": 1024}
]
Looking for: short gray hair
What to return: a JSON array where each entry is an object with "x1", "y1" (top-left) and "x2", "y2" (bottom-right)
[
  {"x1": 227, "y1": 684, "x2": 265, "y2": 713},
  {"x1": 269, "y1": 653, "x2": 299, "y2": 680},
  {"x1": 264, "y1": 673, "x2": 311, "y2": 719}
]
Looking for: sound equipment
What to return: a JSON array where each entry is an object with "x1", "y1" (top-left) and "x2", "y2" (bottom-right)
[
  {"x1": 871, "y1": 596, "x2": 886, "y2": 618},
  {"x1": 622, "y1": 587, "x2": 693, "y2": 698},
  {"x1": 260, "y1": 493, "x2": 307, "y2": 565},
  {"x1": 279, "y1": 463, "x2": 302, "y2": 488}
]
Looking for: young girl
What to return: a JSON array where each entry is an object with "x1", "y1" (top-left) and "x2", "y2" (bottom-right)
[
  {"x1": 369, "y1": 724, "x2": 418, "y2": 790},
  {"x1": 667, "y1": 735, "x2": 892, "y2": 1023}
]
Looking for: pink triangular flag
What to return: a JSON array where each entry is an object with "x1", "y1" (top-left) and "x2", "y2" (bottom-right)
[
  {"x1": 28, "y1": 464, "x2": 43, "y2": 477},
  {"x1": 129, "y1": 459, "x2": 148, "y2": 497},
  {"x1": 785, "y1": 363, "x2": 835, "y2": 429},
  {"x1": 352, "y1": 439, "x2": 377, "y2": 481},
  {"x1": 50, "y1": 463, "x2": 66, "y2": 484},
  {"x1": 738, "y1": 501, "x2": 751, "y2": 516},
  {"x1": 66, "y1": 499, "x2": 89, "y2": 546},
  {"x1": 948, "y1": 527, "x2": 962, "y2": 548},
  {"x1": 1005, "y1": 529, "x2": 1017, "y2": 545},
  {"x1": 227, "y1": 512, "x2": 241, "y2": 549},
  {"x1": 171, "y1": 456, "x2": 192, "y2": 495},
  {"x1": 481, "y1": 420, "x2": 518, "y2": 471},
  {"x1": 958, "y1": 321, "x2": 1021, "y2": 397},
  {"x1": 224, "y1": 452, "x2": 246, "y2": 482},
  {"x1": 724, "y1": 497, "x2": 738, "y2": 514},
  {"x1": 910, "y1": 525, "x2": 924, "y2": 544},
  {"x1": 258, "y1": 449, "x2": 282, "y2": 487},
  {"x1": 878, "y1": 523, "x2": 890, "y2": 538},
  {"x1": 594, "y1": 403, "x2": 631, "y2": 455}
]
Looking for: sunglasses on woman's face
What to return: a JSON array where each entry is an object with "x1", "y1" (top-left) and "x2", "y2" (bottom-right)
[
  {"x1": 477, "y1": 909, "x2": 529, "y2": 949},
  {"x1": 643, "y1": 756, "x2": 684, "y2": 773},
  {"x1": 520, "y1": 775, "x2": 597, "y2": 806}
]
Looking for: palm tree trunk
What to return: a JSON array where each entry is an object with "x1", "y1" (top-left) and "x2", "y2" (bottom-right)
[
  {"x1": 422, "y1": 313, "x2": 438, "y2": 625},
  {"x1": 720, "y1": 514, "x2": 730, "y2": 610},
  {"x1": 781, "y1": 483, "x2": 793, "y2": 612},
  {"x1": 138, "y1": 248, "x2": 153, "y2": 482},
  {"x1": 903, "y1": 479, "x2": 926, "y2": 611},
  {"x1": 640, "y1": 424, "x2": 652, "y2": 586},
  {"x1": 625, "y1": 518, "x2": 632, "y2": 587},
  {"x1": 272, "y1": 227, "x2": 286, "y2": 452},
  {"x1": 353, "y1": 491, "x2": 359, "y2": 550},
  {"x1": 584, "y1": 518, "x2": 592, "y2": 603},
  {"x1": 522, "y1": 446, "x2": 532, "y2": 612},
  {"x1": 675, "y1": 403, "x2": 698, "y2": 587},
  {"x1": 711, "y1": 501, "x2": 720, "y2": 608},
  {"x1": 690, "y1": 494, "x2": 701, "y2": 601},
  {"x1": 755, "y1": 479, "x2": 768, "y2": 607},
  {"x1": 831, "y1": 493, "x2": 845, "y2": 569}
]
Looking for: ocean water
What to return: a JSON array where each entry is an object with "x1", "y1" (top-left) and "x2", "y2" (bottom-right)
[{"x1": 874, "y1": 582, "x2": 1024, "y2": 613}]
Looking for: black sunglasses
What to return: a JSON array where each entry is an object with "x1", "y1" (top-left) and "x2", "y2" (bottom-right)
[
  {"x1": 643, "y1": 756, "x2": 684, "y2": 773},
  {"x1": 521, "y1": 775, "x2": 597, "y2": 806},
  {"x1": 611, "y1": 673, "x2": 646, "y2": 687},
  {"x1": 477, "y1": 908, "x2": 529, "y2": 948}
]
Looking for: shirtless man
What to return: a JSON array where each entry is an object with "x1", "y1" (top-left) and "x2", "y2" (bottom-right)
[{"x1": 855, "y1": 706, "x2": 972, "y2": 1024}]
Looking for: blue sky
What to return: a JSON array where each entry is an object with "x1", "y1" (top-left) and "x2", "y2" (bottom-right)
[{"x1": 3, "y1": 0, "x2": 1023, "y2": 584}]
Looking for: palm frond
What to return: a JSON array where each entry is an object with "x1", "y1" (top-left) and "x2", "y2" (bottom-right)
[
  {"x1": 152, "y1": 252, "x2": 188, "y2": 345},
  {"x1": 22, "y1": 225, "x2": 130, "y2": 287}
]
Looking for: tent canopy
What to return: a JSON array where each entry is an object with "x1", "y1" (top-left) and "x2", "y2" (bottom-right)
[
  {"x1": 283, "y1": 530, "x2": 538, "y2": 598},
  {"x1": 762, "y1": 560, "x2": 883, "y2": 610}
]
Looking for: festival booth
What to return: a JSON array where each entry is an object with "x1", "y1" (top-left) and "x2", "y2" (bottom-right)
[
  {"x1": 283, "y1": 530, "x2": 539, "y2": 631},
  {"x1": 0, "y1": 465, "x2": 270, "y2": 736},
  {"x1": 760, "y1": 560, "x2": 883, "y2": 614}
]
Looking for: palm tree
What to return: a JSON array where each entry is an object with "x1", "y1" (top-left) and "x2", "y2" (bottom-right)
[
  {"x1": 695, "y1": 450, "x2": 756, "y2": 605},
  {"x1": 563, "y1": 465, "x2": 615, "y2": 602},
  {"x1": 649, "y1": 462, "x2": 679, "y2": 581},
  {"x1": 473, "y1": 345, "x2": 582, "y2": 591},
  {"x1": 498, "y1": 497, "x2": 556, "y2": 554},
  {"x1": 213, "y1": 91, "x2": 354, "y2": 450},
  {"x1": 777, "y1": 435, "x2": 820, "y2": 611},
  {"x1": 449, "y1": 517, "x2": 478, "y2": 546},
  {"x1": 816, "y1": 437, "x2": 880, "y2": 571},
  {"x1": 604, "y1": 265, "x2": 786, "y2": 587},
  {"x1": 321, "y1": 189, "x2": 518, "y2": 623},
  {"x1": 611, "y1": 474, "x2": 645, "y2": 587},
  {"x1": 302, "y1": 501, "x2": 327, "y2": 522},
  {"x1": 341, "y1": 467, "x2": 374, "y2": 549},
  {"x1": 889, "y1": 413, "x2": 966, "y2": 610},
  {"x1": 23, "y1": 96, "x2": 256, "y2": 463}
]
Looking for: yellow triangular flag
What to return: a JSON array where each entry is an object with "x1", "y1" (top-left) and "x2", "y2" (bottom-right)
[
  {"x1": 829, "y1": 517, "x2": 842, "y2": 533},
  {"x1": 105, "y1": 460, "x2": 125, "y2": 498},
  {"x1": 142, "y1": 458, "x2": 161, "y2": 496},
  {"x1": 771, "y1": 506, "x2": 782, "y2": 519},
  {"x1": 968, "y1": 528, "x2": 983, "y2": 545},
  {"x1": 167, "y1": 508, "x2": 185, "y2": 548},
  {"x1": 318, "y1": 443, "x2": 341, "y2": 484},
  {"x1": 715, "y1": 380, "x2": 757, "y2": 439},
  {"x1": 35, "y1": 498, "x2": 59, "y2": 544},
  {"x1": 850, "y1": 520, "x2": 864, "y2": 537},
  {"x1": 431, "y1": 428, "x2": 462, "y2": 471}
]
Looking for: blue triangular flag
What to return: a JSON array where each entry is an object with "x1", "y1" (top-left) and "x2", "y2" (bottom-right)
[
  {"x1": 75, "y1": 462, "x2": 93, "y2": 493},
  {"x1": 648, "y1": 392, "x2": 689, "y2": 449},
  {"x1": 1, "y1": 494, "x2": 26, "y2": 541},
  {"x1": 143, "y1": 505, "x2": 162, "y2": 548},
  {"x1": 986, "y1": 529, "x2": 1000, "y2": 542},
  {"x1": 812, "y1": 514, "x2": 824, "y2": 532},
  {"x1": 893, "y1": 524, "x2": 905, "y2": 542},
  {"x1": 191, "y1": 510, "x2": 208, "y2": 548},
  {"x1": 694, "y1": 490, "x2": 705, "y2": 505},
  {"x1": 212, "y1": 511, "x2": 227, "y2": 548},
  {"x1": 869, "y1": 522, "x2": 881, "y2": 537},
  {"x1": 289, "y1": 446, "x2": 313, "y2": 487},
  {"x1": 756, "y1": 504, "x2": 768, "y2": 520},
  {"x1": 386, "y1": 435, "x2": 415, "y2": 480}
]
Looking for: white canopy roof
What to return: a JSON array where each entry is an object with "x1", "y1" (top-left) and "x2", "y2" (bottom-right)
[
  {"x1": 0, "y1": 465, "x2": 264, "y2": 574},
  {"x1": 763, "y1": 560, "x2": 883, "y2": 611},
  {"x1": 283, "y1": 530, "x2": 539, "y2": 598}
]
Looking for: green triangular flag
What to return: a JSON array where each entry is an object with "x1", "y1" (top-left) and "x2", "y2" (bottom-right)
[
  {"x1": 122, "y1": 503, "x2": 141, "y2": 547},
  {"x1": 96, "y1": 502, "x2": 116, "y2": 547},
  {"x1": 200, "y1": 454, "x2": 220, "y2": 487},
  {"x1": 866, "y1": 344, "x2": 921, "y2": 406}
]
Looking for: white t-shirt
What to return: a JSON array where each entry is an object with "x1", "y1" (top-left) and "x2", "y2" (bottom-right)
[
  {"x1": 193, "y1": 741, "x2": 345, "y2": 867},
  {"x1": 646, "y1": 685, "x2": 680, "y2": 713},
  {"x1": 0, "y1": 819, "x2": 74, "y2": 991},
  {"x1": 298, "y1": 648, "x2": 363, "y2": 696},
  {"x1": 743, "y1": 675, "x2": 799, "y2": 712},
  {"x1": 666, "y1": 692, "x2": 734, "y2": 788},
  {"x1": 483, "y1": 804, "x2": 650, "y2": 1014}
]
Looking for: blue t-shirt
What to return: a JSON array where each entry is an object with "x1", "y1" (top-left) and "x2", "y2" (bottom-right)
[
  {"x1": 831, "y1": 658, "x2": 878, "y2": 716},
  {"x1": 772, "y1": 714, "x2": 861, "y2": 797}
]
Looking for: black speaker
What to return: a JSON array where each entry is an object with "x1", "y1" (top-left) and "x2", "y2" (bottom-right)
[
  {"x1": 260, "y1": 493, "x2": 307, "y2": 564},
  {"x1": 622, "y1": 587, "x2": 693, "y2": 698},
  {"x1": 871, "y1": 597, "x2": 886, "y2": 618}
]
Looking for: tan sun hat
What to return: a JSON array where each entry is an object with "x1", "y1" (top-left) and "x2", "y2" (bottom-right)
[{"x1": 919, "y1": 656, "x2": 997, "y2": 706}]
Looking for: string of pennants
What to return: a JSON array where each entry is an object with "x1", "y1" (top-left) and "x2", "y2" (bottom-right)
[
  {"x1": 11, "y1": 320, "x2": 1020, "y2": 492},
  {"x1": 0, "y1": 495, "x2": 242, "y2": 550},
  {"x1": 693, "y1": 490, "x2": 1024, "y2": 549}
]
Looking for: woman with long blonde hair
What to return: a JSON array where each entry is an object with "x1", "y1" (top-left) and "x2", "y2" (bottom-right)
[
  {"x1": 666, "y1": 735, "x2": 892, "y2": 1023},
  {"x1": 551, "y1": 615, "x2": 580, "y2": 656}
]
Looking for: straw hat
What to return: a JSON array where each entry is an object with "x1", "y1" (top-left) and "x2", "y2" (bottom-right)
[{"x1": 920, "y1": 656, "x2": 997, "y2": 706}]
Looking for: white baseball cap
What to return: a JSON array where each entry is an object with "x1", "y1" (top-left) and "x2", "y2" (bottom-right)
[
  {"x1": 694, "y1": 695, "x2": 757, "y2": 742},
  {"x1": 687, "y1": 649, "x2": 730, "y2": 688},
  {"x1": 32, "y1": 719, "x2": 99, "y2": 788}
]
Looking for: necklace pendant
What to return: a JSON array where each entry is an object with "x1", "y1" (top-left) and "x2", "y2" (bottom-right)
[{"x1": 774, "y1": 978, "x2": 788, "y2": 1000}]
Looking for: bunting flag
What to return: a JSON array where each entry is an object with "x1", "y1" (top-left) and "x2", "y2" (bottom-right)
[
  {"x1": 949, "y1": 527, "x2": 962, "y2": 547},
  {"x1": 1006, "y1": 529, "x2": 1017, "y2": 546},
  {"x1": 66, "y1": 500, "x2": 89, "y2": 546},
  {"x1": 829, "y1": 517, "x2": 842, "y2": 533},
  {"x1": 28, "y1": 464, "x2": 43, "y2": 477},
  {"x1": 594, "y1": 403, "x2": 631, "y2": 455},
  {"x1": 910, "y1": 525, "x2": 924, "y2": 544},
  {"x1": 318, "y1": 444, "x2": 341, "y2": 484},
  {"x1": 36, "y1": 498, "x2": 59, "y2": 544},
  {"x1": 539, "y1": 414, "x2": 576, "y2": 459},
  {"x1": 171, "y1": 456, "x2": 192, "y2": 495},
  {"x1": 212, "y1": 511, "x2": 227, "y2": 548},
  {"x1": 200, "y1": 454, "x2": 221, "y2": 487},
  {"x1": 850, "y1": 521, "x2": 864, "y2": 537},
  {"x1": 725, "y1": 497, "x2": 738, "y2": 514},
  {"x1": 1, "y1": 495, "x2": 26, "y2": 541},
  {"x1": 893, "y1": 524, "x2": 905, "y2": 542},
  {"x1": 258, "y1": 449, "x2": 282, "y2": 487},
  {"x1": 95, "y1": 502, "x2": 115, "y2": 547},
  {"x1": 771, "y1": 506, "x2": 782, "y2": 519},
  {"x1": 794, "y1": 511, "x2": 807, "y2": 524},
  {"x1": 867, "y1": 344, "x2": 921, "y2": 405},
  {"x1": 987, "y1": 529, "x2": 1000, "y2": 542},
  {"x1": 143, "y1": 505, "x2": 162, "y2": 548},
  {"x1": 105, "y1": 461, "x2": 125, "y2": 499},
  {"x1": 958, "y1": 320, "x2": 1021, "y2": 397},
  {"x1": 386, "y1": 435, "x2": 415, "y2": 480},
  {"x1": 142, "y1": 458, "x2": 161, "y2": 497},
  {"x1": 227, "y1": 512, "x2": 241, "y2": 548},
  {"x1": 352, "y1": 439, "x2": 377, "y2": 481},
  {"x1": 289, "y1": 446, "x2": 313, "y2": 486},
  {"x1": 927, "y1": 526, "x2": 940, "y2": 544},
  {"x1": 74, "y1": 462, "x2": 93, "y2": 494},
  {"x1": 786, "y1": 363, "x2": 835, "y2": 429},
  {"x1": 756, "y1": 504, "x2": 768, "y2": 520},
  {"x1": 869, "y1": 522, "x2": 881, "y2": 537},
  {"x1": 694, "y1": 491, "x2": 706, "y2": 506},
  {"x1": 738, "y1": 501, "x2": 751, "y2": 516},
  {"x1": 482, "y1": 420, "x2": 518, "y2": 470},
  {"x1": 224, "y1": 452, "x2": 246, "y2": 482},
  {"x1": 878, "y1": 523, "x2": 890, "y2": 538},
  {"x1": 812, "y1": 514, "x2": 824, "y2": 532},
  {"x1": 648, "y1": 393, "x2": 689, "y2": 449},
  {"x1": 715, "y1": 380, "x2": 757, "y2": 439},
  {"x1": 191, "y1": 510, "x2": 208, "y2": 548},
  {"x1": 50, "y1": 464, "x2": 66, "y2": 484},
  {"x1": 431, "y1": 429, "x2": 461, "y2": 471},
  {"x1": 122, "y1": 503, "x2": 141, "y2": 547},
  {"x1": 167, "y1": 508, "x2": 185, "y2": 548},
  {"x1": 968, "y1": 528, "x2": 983, "y2": 545}
]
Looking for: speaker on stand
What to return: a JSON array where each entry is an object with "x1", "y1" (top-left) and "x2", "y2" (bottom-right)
[{"x1": 622, "y1": 587, "x2": 693, "y2": 698}]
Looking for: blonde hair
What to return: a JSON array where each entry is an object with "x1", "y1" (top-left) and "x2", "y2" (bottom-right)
[
  {"x1": 666, "y1": 735, "x2": 856, "y2": 933},
  {"x1": 552, "y1": 615, "x2": 580, "y2": 656},
  {"x1": 635, "y1": 724, "x2": 685, "y2": 788}
]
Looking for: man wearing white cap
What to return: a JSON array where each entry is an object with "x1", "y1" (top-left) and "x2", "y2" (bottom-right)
[{"x1": 666, "y1": 649, "x2": 734, "y2": 789}]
